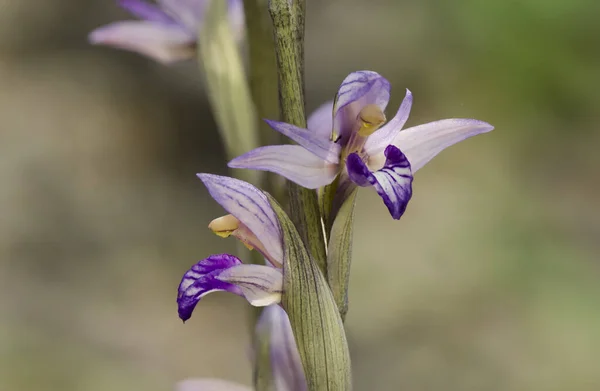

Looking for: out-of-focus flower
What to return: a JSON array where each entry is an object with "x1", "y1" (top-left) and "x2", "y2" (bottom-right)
[
  {"x1": 177, "y1": 305, "x2": 306, "y2": 391},
  {"x1": 177, "y1": 174, "x2": 284, "y2": 322},
  {"x1": 229, "y1": 71, "x2": 494, "y2": 219},
  {"x1": 88, "y1": 0, "x2": 244, "y2": 63}
]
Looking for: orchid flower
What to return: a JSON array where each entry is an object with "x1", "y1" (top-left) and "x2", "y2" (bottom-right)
[
  {"x1": 177, "y1": 305, "x2": 306, "y2": 391},
  {"x1": 177, "y1": 174, "x2": 285, "y2": 322},
  {"x1": 229, "y1": 71, "x2": 494, "y2": 220},
  {"x1": 89, "y1": 0, "x2": 244, "y2": 63}
]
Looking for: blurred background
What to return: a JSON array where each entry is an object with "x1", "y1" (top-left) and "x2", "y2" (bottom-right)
[{"x1": 1, "y1": 0, "x2": 599, "y2": 390}]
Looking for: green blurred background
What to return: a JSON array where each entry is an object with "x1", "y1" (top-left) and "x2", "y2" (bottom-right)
[{"x1": 1, "y1": 0, "x2": 599, "y2": 390}]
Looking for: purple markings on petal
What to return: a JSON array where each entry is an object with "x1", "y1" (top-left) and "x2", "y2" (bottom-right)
[
  {"x1": 197, "y1": 174, "x2": 284, "y2": 265},
  {"x1": 334, "y1": 71, "x2": 391, "y2": 142},
  {"x1": 264, "y1": 119, "x2": 340, "y2": 163},
  {"x1": 228, "y1": 145, "x2": 339, "y2": 189},
  {"x1": 334, "y1": 71, "x2": 391, "y2": 114},
  {"x1": 364, "y1": 89, "x2": 413, "y2": 157},
  {"x1": 347, "y1": 145, "x2": 413, "y2": 220},
  {"x1": 177, "y1": 254, "x2": 243, "y2": 322},
  {"x1": 393, "y1": 118, "x2": 494, "y2": 173},
  {"x1": 119, "y1": 0, "x2": 176, "y2": 24},
  {"x1": 177, "y1": 255, "x2": 282, "y2": 321}
]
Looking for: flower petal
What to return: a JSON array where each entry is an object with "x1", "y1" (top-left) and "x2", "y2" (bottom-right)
[
  {"x1": 307, "y1": 100, "x2": 335, "y2": 140},
  {"x1": 228, "y1": 145, "x2": 339, "y2": 189},
  {"x1": 347, "y1": 145, "x2": 413, "y2": 220},
  {"x1": 257, "y1": 306, "x2": 307, "y2": 391},
  {"x1": 333, "y1": 71, "x2": 391, "y2": 141},
  {"x1": 264, "y1": 119, "x2": 340, "y2": 163},
  {"x1": 197, "y1": 174, "x2": 283, "y2": 266},
  {"x1": 88, "y1": 21, "x2": 194, "y2": 63},
  {"x1": 177, "y1": 254, "x2": 282, "y2": 321},
  {"x1": 119, "y1": 0, "x2": 176, "y2": 24},
  {"x1": 177, "y1": 378, "x2": 252, "y2": 391},
  {"x1": 177, "y1": 254, "x2": 243, "y2": 321},
  {"x1": 392, "y1": 118, "x2": 494, "y2": 173},
  {"x1": 217, "y1": 264, "x2": 283, "y2": 306},
  {"x1": 363, "y1": 89, "x2": 413, "y2": 156}
]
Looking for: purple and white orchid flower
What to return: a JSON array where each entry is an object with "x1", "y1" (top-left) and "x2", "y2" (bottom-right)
[
  {"x1": 177, "y1": 174, "x2": 285, "y2": 322},
  {"x1": 177, "y1": 305, "x2": 306, "y2": 391},
  {"x1": 89, "y1": 0, "x2": 244, "y2": 63},
  {"x1": 229, "y1": 71, "x2": 494, "y2": 220}
]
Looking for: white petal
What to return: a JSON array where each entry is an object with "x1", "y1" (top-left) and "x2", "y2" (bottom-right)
[
  {"x1": 217, "y1": 264, "x2": 283, "y2": 306},
  {"x1": 391, "y1": 118, "x2": 494, "y2": 173},
  {"x1": 88, "y1": 21, "x2": 194, "y2": 63},
  {"x1": 264, "y1": 120, "x2": 340, "y2": 163},
  {"x1": 307, "y1": 101, "x2": 335, "y2": 140},
  {"x1": 229, "y1": 145, "x2": 339, "y2": 189},
  {"x1": 363, "y1": 89, "x2": 413, "y2": 156}
]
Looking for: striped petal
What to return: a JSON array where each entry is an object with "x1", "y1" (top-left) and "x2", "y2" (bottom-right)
[
  {"x1": 177, "y1": 254, "x2": 282, "y2": 321},
  {"x1": 363, "y1": 89, "x2": 413, "y2": 156},
  {"x1": 197, "y1": 174, "x2": 283, "y2": 266},
  {"x1": 228, "y1": 145, "x2": 339, "y2": 189},
  {"x1": 392, "y1": 118, "x2": 494, "y2": 173},
  {"x1": 333, "y1": 71, "x2": 391, "y2": 141},
  {"x1": 88, "y1": 21, "x2": 194, "y2": 63},
  {"x1": 264, "y1": 119, "x2": 340, "y2": 163},
  {"x1": 347, "y1": 145, "x2": 413, "y2": 220}
]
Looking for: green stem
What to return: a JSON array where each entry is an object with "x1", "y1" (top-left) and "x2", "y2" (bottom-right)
[
  {"x1": 244, "y1": 4, "x2": 284, "y2": 390},
  {"x1": 268, "y1": 0, "x2": 327, "y2": 275},
  {"x1": 245, "y1": 0, "x2": 286, "y2": 203}
]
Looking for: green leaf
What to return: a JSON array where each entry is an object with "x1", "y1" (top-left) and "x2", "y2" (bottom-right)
[
  {"x1": 199, "y1": 0, "x2": 259, "y2": 183},
  {"x1": 318, "y1": 176, "x2": 339, "y2": 237},
  {"x1": 267, "y1": 194, "x2": 352, "y2": 391},
  {"x1": 326, "y1": 189, "x2": 358, "y2": 321}
]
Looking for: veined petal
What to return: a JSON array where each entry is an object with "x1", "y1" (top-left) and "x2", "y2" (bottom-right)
[
  {"x1": 88, "y1": 21, "x2": 195, "y2": 63},
  {"x1": 217, "y1": 264, "x2": 283, "y2": 306},
  {"x1": 363, "y1": 89, "x2": 413, "y2": 156},
  {"x1": 177, "y1": 254, "x2": 243, "y2": 321},
  {"x1": 333, "y1": 71, "x2": 391, "y2": 141},
  {"x1": 177, "y1": 254, "x2": 281, "y2": 321},
  {"x1": 257, "y1": 306, "x2": 307, "y2": 391},
  {"x1": 392, "y1": 118, "x2": 494, "y2": 173},
  {"x1": 197, "y1": 174, "x2": 283, "y2": 266},
  {"x1": 228, "y1": 145, "x2": 339, "y2": 189},
  {"x1": 177, "y1": 378, "x2": 251, "y2": 391},
  {"x1": 307, "y1": 101, "x2": 335, "y2": 140},
  {"x1": 119, "y1": 0, "x2": 176, "y2": 24},
  {"x1": 347, "y1": 145, "x2": 413, "y2": 220},
  {"x1": 264, "y1": 119, "x2": 340, "y2": 163}
]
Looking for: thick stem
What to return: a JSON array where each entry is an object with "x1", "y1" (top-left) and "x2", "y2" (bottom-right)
[{"x1": 268, "y1": 0, "x2": 327, "y2": 275}]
